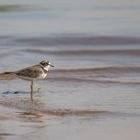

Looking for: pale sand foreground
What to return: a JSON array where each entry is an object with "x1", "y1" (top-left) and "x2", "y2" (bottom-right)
[{"x1": 0, "y1": 104, "x2": 140, "y2": 140}]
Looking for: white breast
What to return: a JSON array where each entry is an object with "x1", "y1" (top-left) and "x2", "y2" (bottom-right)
[
  {"x1": 41, "y1": 72, "x2": 47, "y2": 79},
  {"x1": 39, "y1": 64, "x2": 49, "y2": 79}
]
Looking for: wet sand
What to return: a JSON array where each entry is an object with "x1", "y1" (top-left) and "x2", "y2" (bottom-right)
[{"x1": 0, "y1": 35, "x2": 140, "y2": 140}]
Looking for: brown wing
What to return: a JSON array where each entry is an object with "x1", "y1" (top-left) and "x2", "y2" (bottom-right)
[{"x1": 15, "y1": 65, "x2": 43, "y2": 78}]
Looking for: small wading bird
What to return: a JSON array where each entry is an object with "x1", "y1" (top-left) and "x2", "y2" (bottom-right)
[{"x1": 3, "y1": 60, "x2": 54, "y2": 101}]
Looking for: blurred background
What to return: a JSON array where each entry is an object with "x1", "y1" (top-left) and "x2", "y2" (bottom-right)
[
  {"x1": 0, "y1": 0, "x2": 140, "y2": 37},
  {"x1": 0, "y1": 0, "x2": 140, "y2": 70}
]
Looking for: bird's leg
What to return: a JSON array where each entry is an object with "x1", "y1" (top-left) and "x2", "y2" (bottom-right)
[
  {"x1": 30, "y1": 81, "x2": 33, "y2": 101},
  {"x1": 37, "y1": 87, "x2": 41, "y2": 93}
]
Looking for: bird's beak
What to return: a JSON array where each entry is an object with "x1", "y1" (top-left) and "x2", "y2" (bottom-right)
[{"x1": 49, "y1": 64, "x2": 54, "y2": 67}]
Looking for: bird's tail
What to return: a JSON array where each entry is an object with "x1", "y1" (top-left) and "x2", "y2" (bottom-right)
[
  {"x1": 0, "y1": 71, "x2": 16, "y2": 80},
  {"x1": 3, "y1": 72, "x2": 14, "y2": 74}
]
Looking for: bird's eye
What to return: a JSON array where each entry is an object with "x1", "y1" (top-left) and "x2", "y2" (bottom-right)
[{"x1": 45, "y1": 63, "x2": 49, "y2": 66}]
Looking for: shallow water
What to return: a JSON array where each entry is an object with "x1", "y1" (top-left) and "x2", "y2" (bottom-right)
[
  {"x1": 0, "y1": 38, "x2": 140, "y2": 140},
  {"x1": 0, "y1": 0, "x2": 140, "y2": 140}
]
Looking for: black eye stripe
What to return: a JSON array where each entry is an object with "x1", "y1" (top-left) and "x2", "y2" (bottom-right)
[
  {"x1": 40, "y1": 60, "x2": 50, "y2": 66},
  {"x1": 42, "y1": 62, "x2": 48, "y2": 65}
]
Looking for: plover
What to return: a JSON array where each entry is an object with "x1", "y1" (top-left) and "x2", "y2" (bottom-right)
[{"x1": 4, "y1": 60, "x2": 54, "y2": 101}]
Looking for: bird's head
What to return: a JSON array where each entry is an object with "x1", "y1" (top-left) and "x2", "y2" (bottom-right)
[{"x1": 39, "y1": 60, "x2": 54, "y2": 71}]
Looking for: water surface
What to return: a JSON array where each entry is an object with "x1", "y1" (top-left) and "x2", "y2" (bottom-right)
[{"x1": 0, "y1": 0, "x2": 140, "y2": 140}]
